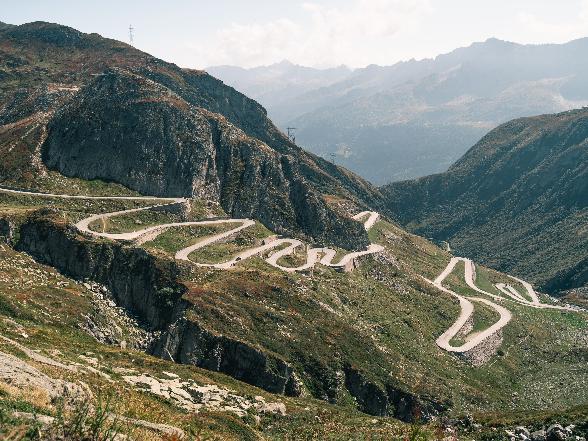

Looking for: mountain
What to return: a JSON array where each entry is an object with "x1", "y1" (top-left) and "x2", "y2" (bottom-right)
[
  {"x1": 207, "y1": 60, "x2": 352, "y2": 124},
  {"x1": 382, "y1": 108, "x2": 588, "y2": 294},
  {"x1": 0, "y1": 21, "x2": 382, "y2": 250},
  {"x1": 1, "y1": 21, "x2": 587, "y2": 439},
  {"x1": 210, "y1": 38, "x2": 588, "y2": 184}
]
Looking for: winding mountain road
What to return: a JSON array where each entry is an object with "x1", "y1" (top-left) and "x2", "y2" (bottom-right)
[
  {"x1": 428, "y1": 257, "x2": 512, "y2": 352},
  {"x1": 427, "y1": 256, "x2": 573, "y2": 354},
  {"x1": 0, "y1": 187, "x2": 382, "y2": 273},
  {"x1": 1, "y1": 186, "x2": 576, "y2": 358}
]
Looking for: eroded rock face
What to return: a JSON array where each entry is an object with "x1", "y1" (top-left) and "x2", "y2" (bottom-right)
[
  {"x1": 153, "y1": 317, "x2": 301, "y2": 396},
  {"x1": 41, "y1": 69, "x2": 369, "y2": 250},
  {"x1": 343, "y1": 365, "x2": 446, "y2": 422},
  {"x1": 17, "y1": 210, "x2": 185, "y2": 331},
  {"x1": 0, "y1": 218, "x2": 13, "y2": 243},
  {"x1": 16, "y1": 212, "x2": 301, "y2": 396},
  {"x1": 0, "y1": 351, "x2": 89, "y2": 406}
]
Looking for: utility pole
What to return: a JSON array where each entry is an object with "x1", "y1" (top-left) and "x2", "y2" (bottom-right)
[
  {"x1": 128, "y1": 25, "x2": 134, "y2": 45},
  {"x1": 286, "y1": 127, "x2": 296, "y2": 144}
]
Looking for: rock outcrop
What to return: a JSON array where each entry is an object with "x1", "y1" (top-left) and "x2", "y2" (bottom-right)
[
  {"x1": 16, "y1": 211, "x2": 302, "y2": 397},
  {"x1": 343, "y1": 365, "x2": 445, "y2": 422},
  {"x1": 153, "y1": 317, "x2": 301, "y2": 396},
  {"x1": 0, "y1": 351, "x2": 90, "y2": 407}
]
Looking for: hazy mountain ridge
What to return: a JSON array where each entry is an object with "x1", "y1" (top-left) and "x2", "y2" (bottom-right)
[
  {"x1": 210, "y1": 37, "x2": 588, "y2": 184},
  {"x1": 207, "y1": 60, "x2": 353, "y2": 125}
]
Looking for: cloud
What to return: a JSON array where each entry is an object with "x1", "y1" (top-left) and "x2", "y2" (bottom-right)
[
  {"x1": 212, "y1": 19, "x2": 300, "y2": 67},
  {"x1": 193, "y1": 0, "x2": 433, "y2": 68},
  {"x1": 516, "y1": 0, "x2": 588, "y2": 43}
]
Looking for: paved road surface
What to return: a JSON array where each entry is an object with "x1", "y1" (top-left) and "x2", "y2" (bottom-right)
[{"x1": 2, "y1": 186, "x2": 577, "y2": 357}]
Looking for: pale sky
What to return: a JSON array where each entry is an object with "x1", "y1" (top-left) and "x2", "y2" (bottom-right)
[{"x1": 3, "y1": 0, "x2": 588, "y2": 68}]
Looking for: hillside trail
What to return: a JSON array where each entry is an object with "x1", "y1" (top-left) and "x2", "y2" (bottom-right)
[
  {"x1": 0, "y1": 186, "x2": 577, "y2": 356},
  {"x1": 425, "y1": 257, "x2": 574, "y2": 354},
  {"x1": 0, "y1": 187, "x2": 382, "y2": 272}
]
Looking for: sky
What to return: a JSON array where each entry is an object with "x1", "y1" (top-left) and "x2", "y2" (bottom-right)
[{"x1": 3, "y1": 0, "x2": 588, "y2": 69}]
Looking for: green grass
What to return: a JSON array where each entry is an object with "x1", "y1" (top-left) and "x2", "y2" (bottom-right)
[
  {"x1": 87, "y1": 208, "x2": 182, "y2": 234},
  {"x1": 0, "y1": 192, "x2": 157, "y2": 224},
  {"x1": 1, "y1": 171, "x2": 141, "y2": 197},
  {"x1": 187, "y1": 222, "x2": 273, "y2": 264},
  {"x1": 143, "y1": 224, "x2": 236, "y2": 256}
]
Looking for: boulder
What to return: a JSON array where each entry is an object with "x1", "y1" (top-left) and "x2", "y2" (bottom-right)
[
  {"x1": 516, "y1": 426, "x2": 531, "y2": 439},
  {"x1": 547, "y1": 424, "x2": 568, "y2": 441},
  {"x1": 531, "y1": 429, "x2": 547, "y2": 441}
]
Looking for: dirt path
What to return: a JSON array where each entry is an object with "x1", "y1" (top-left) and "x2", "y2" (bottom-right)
[{"x1": 1, "y1": 187, "x2": 382, "y2": 273}]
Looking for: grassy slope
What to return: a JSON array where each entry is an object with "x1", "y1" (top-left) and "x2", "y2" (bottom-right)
[
  {"x1": 0, "y1": 244, "x2": 431, "y2": 441},
  {"x1": 1, "y1": 189, "x2": 586, "y2": 438}
]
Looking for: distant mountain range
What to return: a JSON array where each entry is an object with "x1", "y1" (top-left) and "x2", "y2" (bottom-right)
[
  {"x1": 207, "y1": 61, "x2": 352, "y2": 124},
  {"x1": 382, "y1": 108, "x2": 588, "y2": 294},
  {"x1": 208, "y1": 38, "x2": 588, "y2": 184}
]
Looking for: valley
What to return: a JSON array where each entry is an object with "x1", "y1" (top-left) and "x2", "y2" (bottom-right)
[{"x1": 0, "y1": 18, "x2": 586, "y2": 441}]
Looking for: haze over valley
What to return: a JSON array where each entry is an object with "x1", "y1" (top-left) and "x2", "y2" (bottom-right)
[{"x1": 210, "y1": 37, "x2": 588, "y2": 184}]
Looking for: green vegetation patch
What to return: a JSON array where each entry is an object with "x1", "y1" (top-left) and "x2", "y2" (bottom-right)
[{"x1": 187, "y1": 222, "x2": 274, "y2": 264}]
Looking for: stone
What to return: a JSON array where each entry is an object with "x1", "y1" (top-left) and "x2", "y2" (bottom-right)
[
  {"x1": 547, "y1": 424, "x2": 568, "y2": 441},
  {"x1": 531, "y1": 429, "x2": 547, "y2": 441},
  {"x1": 0, "y1": 351, "x2": 90, "y2": 406}
]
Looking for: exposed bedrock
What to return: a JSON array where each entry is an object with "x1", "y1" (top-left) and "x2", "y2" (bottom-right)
[
  {"x1": 343, "y1": 365, "x2": 447, "y2": 422},
  {"x1": 16, "y1": 211, "x2": 184, "y2": 329},
  {"x1": 41, "y1": 69, "x2": 369, "y2": 251}
]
